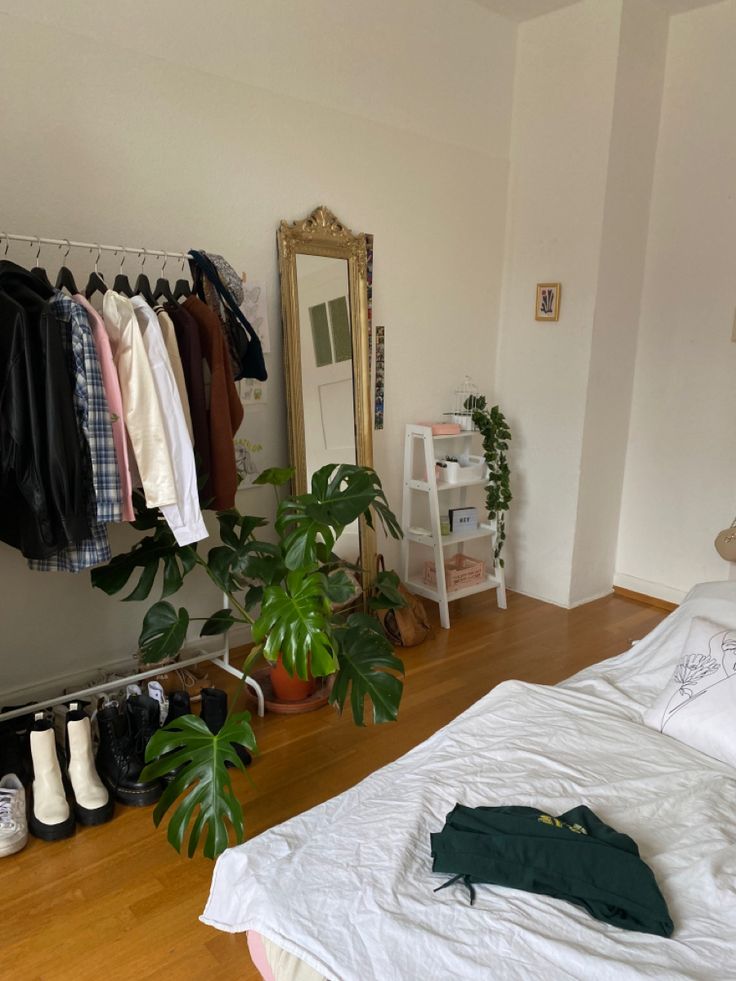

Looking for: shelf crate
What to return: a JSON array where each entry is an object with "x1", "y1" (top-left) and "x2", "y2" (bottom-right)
[{"x1": 423, "y1": 553, "x2": 486, "y2": 592}]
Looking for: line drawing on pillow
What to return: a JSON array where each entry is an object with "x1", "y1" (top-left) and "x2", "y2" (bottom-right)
[{"x1": 659, "y1": 630, "x2": 736, "y2": 731}]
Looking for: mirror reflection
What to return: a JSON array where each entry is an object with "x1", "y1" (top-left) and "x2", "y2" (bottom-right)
[{"x1": 295, "y1": 253, "x2": 358, "y2": 561}]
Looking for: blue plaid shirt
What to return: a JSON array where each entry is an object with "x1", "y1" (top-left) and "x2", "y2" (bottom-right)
[{"x1": 29, "y1": 293, "x2": 121, "y2": 571}]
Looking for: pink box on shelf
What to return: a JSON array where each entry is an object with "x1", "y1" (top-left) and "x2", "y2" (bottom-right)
[
  {"x1": 423, "y1": 554, "x2": 486, "y2": 592},
  {"x1": 418, "y1": 421, "x2": 462, "y2": 436}
]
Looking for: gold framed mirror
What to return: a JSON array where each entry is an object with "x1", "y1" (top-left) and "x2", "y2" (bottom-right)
[{"x1": 277, "y1": 206, "x2": 374, "y2": 579}]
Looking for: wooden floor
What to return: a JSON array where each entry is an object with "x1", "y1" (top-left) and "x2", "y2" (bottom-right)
[{"x1": 1, "y1": 590, "x2": 665, "y2": 981}]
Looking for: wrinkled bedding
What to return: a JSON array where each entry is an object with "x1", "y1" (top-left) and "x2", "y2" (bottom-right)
[{"x1": 202, "y1": 582, "x2": 736, "y2": 980}]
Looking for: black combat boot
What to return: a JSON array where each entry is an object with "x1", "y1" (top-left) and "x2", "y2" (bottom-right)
[
  {"x1": 200, "y1": 688, "x2": 251, "y2": 767},
  {"x1": 96, "y1": 704, "x2": 162, "y2": 807},
  {"x1": 164, "y1": 690, "x2": 191, "y2": 727},
  {"x1": 0, "y1": 722, "x2": 31, "y2": 788},
  {"x1": 158, "y1": 690, "x2": 192, "y2": 784},
  {"x1": 126, "y1": 694, "x2": 160, "y2": 754}
]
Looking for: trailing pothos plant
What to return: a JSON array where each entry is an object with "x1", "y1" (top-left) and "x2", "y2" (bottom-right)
[
  {"x1": 464, "y1": 395, "x2": 512, "y2": 566},
  {"x1": 91, "y1": 463, "x2": 404, "y2": 859}
]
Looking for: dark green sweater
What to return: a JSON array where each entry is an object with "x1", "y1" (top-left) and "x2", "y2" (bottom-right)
[{"x1": 430, "y1": 804, "x2": 673, "y2": 938}]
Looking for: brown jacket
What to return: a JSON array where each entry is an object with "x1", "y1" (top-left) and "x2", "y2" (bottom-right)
[{"x1": 182, "y1": 296, "x2": 243, "y2": 510}]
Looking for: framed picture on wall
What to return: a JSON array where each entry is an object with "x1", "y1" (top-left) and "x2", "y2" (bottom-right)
[{"x1": 535, "y1": 282, "x2": 561, "y2": 321}]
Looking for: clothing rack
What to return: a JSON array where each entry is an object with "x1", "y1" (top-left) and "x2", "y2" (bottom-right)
[
  {"x1": 2, "y1": 232, "x2": 188, "y2": 262},
  {"x1": 0, "y1": 231, "x2": 266, "y2": 722}
]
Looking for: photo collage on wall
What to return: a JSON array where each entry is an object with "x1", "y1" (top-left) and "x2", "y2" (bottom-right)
[
  {"x1": 365, "y1": 234, "x2": 384, "y2": 431},
  {"x1": 234, "y1": 275, "x2": 275, "y2": 489}
]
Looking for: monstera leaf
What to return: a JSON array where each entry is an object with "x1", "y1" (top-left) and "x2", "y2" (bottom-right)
[
  {"x1": 91, "y1": 523, "x2": 197, "y2": 602},
  {"x1": 325, "y1": 568, "x2": 359, "y2": 605},
  {"x1": 252, "y1": 570, "x2": 337, "y2": 678},
  {"x1": 141, "y1": 712, "x2": 256, "y2": 859},
  {"x1": 138, "y1": 601, "x2": 190, "y2": 663},
  {"x1": 230, "y1": 540, "x2": 285, "y2": 588},
  {"x1": 253, "y1": 466, "x2": 294, "y2": 487},
  {"x1": 200, "y1": 608, "x2": 238, "y2": 636},
  {"x1": 216, "y1": 510, "x2": 268, "y2": 550},
  {"x1": 330, "y1": 613, "x2": 404, "y2": 725},
  {"x1": 275, "y1": 464, "x2": 401, "y2": 572},
  {"x1": 368, "y1": 569, "x2": 408, "y2": 611}
]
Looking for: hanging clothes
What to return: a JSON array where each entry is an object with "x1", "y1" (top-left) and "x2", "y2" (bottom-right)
[
  {"x1": 0, "y1": 262, "x2": 90, "y2": 557},
  {"x1": 189, "y1": 250, "x2": 267, "y2": 382},
  {"x1": 165, "y1": 302, "x2": 213, "y2": 506},
  {"x1": 0, "y1": 291, "x2": 59, "y2": 558},
  {"x1": 28, "y1": 292, "x2": 118, "y2": 572},
  {"x1": 129, "y1": 296, "x2": 207, "y2": 546},
  {"x1": 102, "y1": 291, "x2": 177, "y2": 511},
  {"x1": 73, "y1": 293, "x2": 134, "y2": 523},
  {"x1": 155, "y1": 306, "x2": 193, "y2": 443},
  {"x1": 181, "y1": 295, "x2": 243, "y2": 510},
  {"x1": 54, "y1": 293, "x2": 120, "y2": 523}
]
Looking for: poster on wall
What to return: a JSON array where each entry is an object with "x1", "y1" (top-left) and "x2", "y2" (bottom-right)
[
  {"x1": 235, "y1": 435, "x2": 264, "y2": 488},
  {"x1": 240, "y1": 279, "x2": 272, "y2": 353},
  {"x1": 238, "y1": 378, "x2": 268, "y2": 405}
]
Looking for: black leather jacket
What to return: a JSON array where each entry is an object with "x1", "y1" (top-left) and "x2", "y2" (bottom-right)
[{"x1": 0, "y1": 261, "x2": 90, "y2": 558}]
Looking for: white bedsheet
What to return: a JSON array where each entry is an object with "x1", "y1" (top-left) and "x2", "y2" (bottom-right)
[{"x1": 202, "y1": 583, "x2": 736, "y2": 980}]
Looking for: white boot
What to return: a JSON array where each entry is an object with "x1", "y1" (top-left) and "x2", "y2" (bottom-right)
[
  {"x1": 66, "y1": 713, "x2": 113, "y2": 825},
  {"x1": 29, "y1": 719, "x2": 75, "y2": 841}
]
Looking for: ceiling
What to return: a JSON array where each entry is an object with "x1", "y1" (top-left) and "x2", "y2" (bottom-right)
[{"x1": 473, "y1": 0, "x2": 726, "y2": 22}]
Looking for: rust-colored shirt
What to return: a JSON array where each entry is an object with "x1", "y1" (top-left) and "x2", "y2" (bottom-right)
[{"x1": 181, "y1": 296, "x2": 243, "y2": 510}]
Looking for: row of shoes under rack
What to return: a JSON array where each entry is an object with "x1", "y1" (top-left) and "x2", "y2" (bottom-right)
[{"x1": 0, "y1": 687, "x2": 251, "y2": 858}]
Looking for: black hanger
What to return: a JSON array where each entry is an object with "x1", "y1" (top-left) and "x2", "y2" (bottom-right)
[
  {"x1": 54, "y1": 240, "x2": 78, "y2": 295},
  {"x1": 55, "y1": 265, "x2": 78, "y2": 294},
  {"x1": 31, "y1": 265, "x2": 53, "y2": 289},
  {"x1": 152, "y1": 253, "x2": 174, "y2": 304},
  {"x1": 134, "y1": 250, "x2": 155, "y2": 304},
  {"x1": 84, "y1": 245, "x2": 107, "y2": 300},
  {"x1": 172, "y1": 276, "x2": 191, "y2": 301},
  {"x1": 153, "y1": 277, "x2": 175, "y2": 303},
  {"x1": 171, "y1": 253, "x2": 191, "y2": 300},
  {"x1": 30, "y1": 238, "x2": 53, "y2": 289},
  {"x1": 112, "y1": 250, "x2": 133, "y2": 297}
]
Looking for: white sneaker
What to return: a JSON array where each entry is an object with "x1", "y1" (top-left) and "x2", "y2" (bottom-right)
[
  {"x1": 146, "y1": 681, "x2": 168, "y2": 725},
  {"x1": 0, "y1": 774, "x2": 28, "y2": 857}
]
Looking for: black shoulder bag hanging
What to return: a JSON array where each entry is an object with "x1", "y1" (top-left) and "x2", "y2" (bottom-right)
[{"x1": 188, "y1": 249, "x2": 268, "y2": 382}]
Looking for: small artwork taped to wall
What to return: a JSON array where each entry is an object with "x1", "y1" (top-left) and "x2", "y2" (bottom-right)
[{"x1": 535, "y1": 282, "x2": 561, "y2": 322}]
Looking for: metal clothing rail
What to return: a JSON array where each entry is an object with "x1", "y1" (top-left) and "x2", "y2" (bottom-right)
[
  {"x1": 1, "y1": 231, "x2": 189, "y2": 261},
  {"x1": 0, "y1": 636, "x2": 264, "y2": 724},
  {"x1": 0, "y1": 231, "x2": 266, "y2": 722}
]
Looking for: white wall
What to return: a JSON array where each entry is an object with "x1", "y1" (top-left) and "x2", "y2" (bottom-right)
[
  {"x1": 495, "y1": 0, "x2": 670, "y2": 607},
  {"x1": 615, "y1": 0, "x2": 736, "y2": 602},
  {"x1": 568, "y1": 0, "x2": 668, "y2": 604},
  {"x1": 495, "y1": 0, "x2": 623, "y2": 606},
  {"x1": 0, "y1": 1, "x2": 516, "y2": 696}
]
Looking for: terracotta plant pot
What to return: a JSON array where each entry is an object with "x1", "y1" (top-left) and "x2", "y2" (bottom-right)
[{"x1": 269, "y1": 654, "x2": 317, "y2": 702}]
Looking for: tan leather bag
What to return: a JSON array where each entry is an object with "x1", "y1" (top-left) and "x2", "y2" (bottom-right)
[
  {"x1": 715, "y1": 519, "x2": 736, "y2": 561},
  {"x1": 374, "y1": 556, "x2": 430, "y2": 647}
]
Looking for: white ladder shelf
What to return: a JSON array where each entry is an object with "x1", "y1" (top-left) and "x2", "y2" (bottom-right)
[{"x1": 400, "y1": 424, "x2": 506, "y2": 629}]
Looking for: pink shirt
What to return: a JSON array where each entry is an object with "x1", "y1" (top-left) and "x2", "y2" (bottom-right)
[{"x1": 74, "y1": 294, "x2": 135, "y2": 522}]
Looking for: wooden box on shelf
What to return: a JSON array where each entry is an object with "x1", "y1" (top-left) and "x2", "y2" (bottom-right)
[{"x1": 423, "y1": 553, "x2": 486, "y2": 592}]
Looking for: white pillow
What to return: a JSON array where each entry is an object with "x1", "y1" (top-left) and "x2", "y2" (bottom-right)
[{"x1": 643, "y1": 616, "x2": 736, "y2": 768}]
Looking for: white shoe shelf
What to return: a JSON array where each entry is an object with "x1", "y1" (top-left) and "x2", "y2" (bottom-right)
[{"x1": 400, "y1": 424, "x2": 507, "y2": 629}]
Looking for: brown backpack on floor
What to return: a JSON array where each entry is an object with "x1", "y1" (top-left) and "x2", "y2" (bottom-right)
[{"x1": 375, "y1": 558, "x2": 430, "y2": 647}]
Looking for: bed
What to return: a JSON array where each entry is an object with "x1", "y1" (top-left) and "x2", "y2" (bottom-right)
[{"x1": 201, "y1": 582, "x2": 736, "y2": 980}]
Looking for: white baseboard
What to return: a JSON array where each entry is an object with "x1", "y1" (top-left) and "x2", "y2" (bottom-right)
[
  {"x1": 0, "y1": 625, "x2": 252, "y2": 709},
  {"x1": 612, "y1": 573, "x2": 686, "y2": 606},
  {"x1": 510, "y1": 585, "x2": 613, "y2": 610},
  {"x1": 507, "y1": 585, "x2": 571, "y2": 609},
  {"x1": 568, "y1": 587, "x2": 615, "y2": 608}
]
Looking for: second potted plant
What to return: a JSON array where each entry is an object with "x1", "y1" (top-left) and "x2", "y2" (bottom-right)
[{"x1": 92, "y1": 462, "x2": 405, "y2": 858}]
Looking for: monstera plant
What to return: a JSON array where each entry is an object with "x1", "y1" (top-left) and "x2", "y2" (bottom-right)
[{"x1": 92, "y1": 463, "x2": 404, "y2": 858}]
